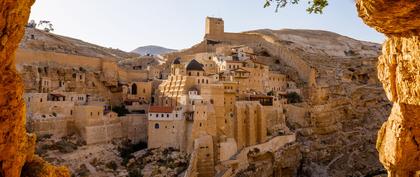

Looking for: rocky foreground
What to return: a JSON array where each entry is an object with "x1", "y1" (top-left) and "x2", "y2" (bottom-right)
[{"x1": 35, "y1": 134, "x2": 189, "y2": 177}]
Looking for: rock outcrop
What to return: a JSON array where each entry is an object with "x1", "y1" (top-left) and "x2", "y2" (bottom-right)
[
  {"x1": 0, "y1": 0, "x2": 69, "y2": 176},
  {"x1": 357, "y1": 0, "x2": 420, "y2": 176}
]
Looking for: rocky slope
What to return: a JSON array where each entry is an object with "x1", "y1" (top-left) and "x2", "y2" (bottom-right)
[
  {"x1": 251, "y1": 29, "x2": 381, "y2": 58},
  {"x1": 20, "y1": 28, "x2": 139, "y2": 60},
  {"x1": 252, "y1": 29, "x2": 389, "y2": 177},
  {"x1": 131, "y1": 45, "x2": 176, "y2": 56}
]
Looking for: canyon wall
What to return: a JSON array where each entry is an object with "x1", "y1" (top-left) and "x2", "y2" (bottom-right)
[
  {"x1": 0, "y1": 0, "x2": 69, "y2": 176},
  {"x1": 356, "y1": 0, "x2": 420, "y2": 176}
]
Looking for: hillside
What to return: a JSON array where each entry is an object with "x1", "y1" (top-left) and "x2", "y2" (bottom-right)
[
  {"x1": 250, "y1": 29, "x2": 381, "y2": 58},
  {"x1": 131, "y1": 45, "x2": 176, "y2": 56},
  {"x1": 19, "y1": 28, "x2": 139, "y2": 60}
]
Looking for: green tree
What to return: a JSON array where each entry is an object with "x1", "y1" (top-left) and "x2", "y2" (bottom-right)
[{"x1": 264, "y1": 0, "x2": 329, "y2": 14}]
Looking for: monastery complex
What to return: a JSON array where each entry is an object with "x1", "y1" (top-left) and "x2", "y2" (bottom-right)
[
  {"x1": 17, "y1": 17, "x2": 300, "y2": 176},
  {"x1": 14, "y1": 16, "x2": 390, "y2": 177}
]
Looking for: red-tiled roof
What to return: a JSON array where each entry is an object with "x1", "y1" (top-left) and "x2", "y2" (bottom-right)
[{"x1": 149, "y1": 106, "x2": 174, "y2": 113}]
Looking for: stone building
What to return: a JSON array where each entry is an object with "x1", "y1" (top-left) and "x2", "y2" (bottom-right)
[{"x1": 148, "y1": 51, "x2": 290, "y2": 176}]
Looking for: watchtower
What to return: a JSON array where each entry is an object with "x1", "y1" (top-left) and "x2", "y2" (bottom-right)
[{"x1": 205, "y1": 17, "x2": 224, "y2": 37}]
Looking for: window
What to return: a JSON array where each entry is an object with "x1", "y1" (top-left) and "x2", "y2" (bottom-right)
[
  {"x1": 143, "y1": 89, "x2": 146, "y2": 93},
  {"x1": 176, "y1": 114, "x2": 178, "y2": 117},
  {"x1": 40, "y1": 98, "x2": 42, "y2": 102},
  {"x1": 199, "y1": 123, "x2": 202, "y2": 127},
  {"x1": 90, "y1": 112, "x2": 93, "y2": 116},
  {"x1": 131, "y1": 83, "x2": 138, "y2": 95},
  {"x1": 167, "y1": 114, "x2": 169, "y2": 118},
  {"x1": 154, "y1": 123, "x2": 159, "y2": 129},
  {"x1": 189, "y1": 72, "x2": 191, "y2": 76},
  {"x1": 149, "y1": 114, "x2": 152, "y2": 117},
  {"x1": 161, "y1": 114, "x2": 164, "y2": 117},
  {"x1": 155, "y1": 114, "x2": 158, "y2": 118},
  {"x1": 70, "y1": 110, "x2": 73, "y2": 115},
  {"x1": 98, "y1": 112, "x2": 100, "y2": 116}
]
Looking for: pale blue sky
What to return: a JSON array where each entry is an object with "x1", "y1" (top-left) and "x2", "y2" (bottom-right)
[{"x1": 29, "y1": 0, "x2": 385, "y2": 52}]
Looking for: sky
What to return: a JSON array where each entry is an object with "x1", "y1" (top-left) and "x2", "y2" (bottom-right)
[{"x1": 29, "y1": 0, "x2": 385, "y2": 52}]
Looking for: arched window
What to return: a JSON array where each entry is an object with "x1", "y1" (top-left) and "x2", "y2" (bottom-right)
[
  {"x1": 131, "y1": 83, "x2": 137, "y2": 95},
  {"x1": 143, "y1": 89, "x2": 146, "y2": 93},
  {"x1": 154, "y1": 123, "x2": 159, "y2": 129}
]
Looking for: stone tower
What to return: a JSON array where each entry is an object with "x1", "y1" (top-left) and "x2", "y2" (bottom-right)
[
  {"x1": 205, "y1": 17, "x2": 224, "y2": 37},
  {"x1": 171, "y1": 57, "x2": 185, "y2": 76}
]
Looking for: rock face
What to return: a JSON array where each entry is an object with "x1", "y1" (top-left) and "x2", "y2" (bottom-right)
[
  {"x1": 356, "y1": 0, "x2": 420, "y2": 176},
  {"x1": 0, "y1": 0, "x2": 69, "y2": 177}
]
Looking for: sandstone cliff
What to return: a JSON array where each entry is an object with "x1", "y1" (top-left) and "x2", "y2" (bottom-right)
[
  {"x1": 356, "y1": 0, "x2": 420, "y2": 176},
  {"x1": 0, "y1": 0, "x2": 69, "y2": 176},
  {"x1": 252, "y1": 29, "x2": 389, "y2": 177}
]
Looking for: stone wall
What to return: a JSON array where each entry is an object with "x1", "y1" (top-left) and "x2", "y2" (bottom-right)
[
  {"x1": 16, "y1": 49, "x2": 104, "y2": 70},
  {"x1": 120, "y1": 114, "x2": 148, "y2": 143}
]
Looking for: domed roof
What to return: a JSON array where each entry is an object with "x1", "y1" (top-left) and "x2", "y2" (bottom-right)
[
  {"x1": 186, "y1": 59, "x2": 204, "y2": 71},
  {"x1": 173, "y1": 57, "x2": 181, "y2": 64}
]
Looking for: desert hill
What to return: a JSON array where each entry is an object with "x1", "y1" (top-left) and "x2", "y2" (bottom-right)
[
  {"x1": 19, "y1": 28, "x2": 139, "y2": 60},
  {"x1": 131, "y1": 45, "x2": 177, "y2": 56}
]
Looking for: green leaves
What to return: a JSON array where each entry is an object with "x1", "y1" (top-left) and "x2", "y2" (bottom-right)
[
  {"x1": 306, "y1": 0, "x2": 328, "y2": 14},
  {"x1": 263, "y1": 0, "x2": 328, "y2": 14}
]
